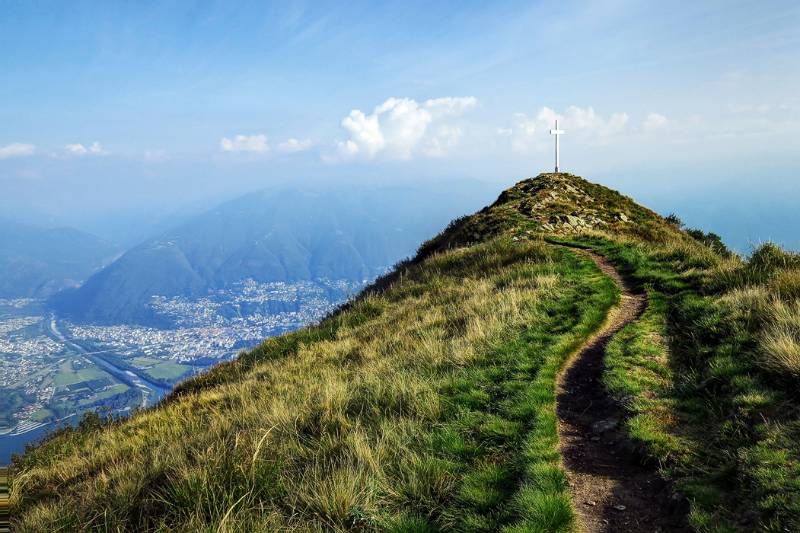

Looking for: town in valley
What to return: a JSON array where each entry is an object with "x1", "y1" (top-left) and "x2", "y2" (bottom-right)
[{"x1": 0, "y1": 277, "x2": 364, "y2": 458}]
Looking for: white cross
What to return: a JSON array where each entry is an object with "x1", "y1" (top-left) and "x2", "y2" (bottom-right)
[{"x1": 549, "y1": 120, "x2": 565, "y2": 172}]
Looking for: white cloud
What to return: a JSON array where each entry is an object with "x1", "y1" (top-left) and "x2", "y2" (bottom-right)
[
  {"x1": 502, "y1": 105, "x2": 630, "y2": 152},
  {"x1": 220, "y1": 134, "x2": 269, "y2": 153},
  {"x1": 65, "y1": 143, "x2": 87, "y2": 155},
  {"x1": 563, "y1": 106, "x2": 629, "y2": 137},
  {"x1": 0, "y1": 142, "x2": 35, "y2": 159},
  {"x1": 65, "y1": 141, "x2": 107, "y2": 156},
  {"x1": 333, "y1": 96, "x2": 477, "y2": 160},
  {"x1": 642, "y1": 112, "x2": 669, "y2": 131},
  {"x1": 277, "y1": 138, "x2": 313, "y2": 153},
  {"x1": 88, "y1": 141, "x2": 106, "y2": 154},
  {"x1": 422, "y1": 125, "x2": 463, "y2": 157},
  {"x1": 536, "y1": 107, "x2": 560, "y2": 128},
  {"x1": 339, "y1": 108, "x2": 388, "y2": 158},
  {"x1": 424, "y1": 96, "x2": 478, "y2": 117}
]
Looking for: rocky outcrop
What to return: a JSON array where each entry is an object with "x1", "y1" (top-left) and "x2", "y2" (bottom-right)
[{"x1": 506, "y1": 173, "x2": 634, "y2": 233}]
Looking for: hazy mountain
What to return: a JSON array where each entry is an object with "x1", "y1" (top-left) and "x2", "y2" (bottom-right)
[
  {"x1": 0, "y1": 219, "x2": 119, "y2": 298},
  {"x1": 50, "y1": 183, "x2": 494, "y2": 325}
]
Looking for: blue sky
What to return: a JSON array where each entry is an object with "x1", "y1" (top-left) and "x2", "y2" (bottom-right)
[{"x1": 1, "y1": 0, "x2": 799, "y2": 250}]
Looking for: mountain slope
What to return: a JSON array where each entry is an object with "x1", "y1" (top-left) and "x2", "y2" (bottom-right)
[
  {"x1": 51, "y1": 185, "x2": 488, "y2": 326},
  {"x1": 11, "y1": 174, "x2": 800, "y2": 532},
  {"x1": 0, "y1": 220, "x2": 118, "y2": 298}
]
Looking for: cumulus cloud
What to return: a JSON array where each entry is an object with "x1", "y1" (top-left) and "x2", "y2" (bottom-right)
[
  {"x1": 65, "y1": 141, "x2": 106, "y2": 155},
  {"x1": 0, "y1": 142, "x2": 35, "y2": 159},
  {"x1": 422, "y1": 125, "x2": 463, "y2": 157},
  {"x1": 220, "y1": 134, "x2": 269, "y2": 153},
  {"x1": 277, "y1": 138, "x2": 313, "y2": 153},
  {"x1": 425, "y1": 96, "x2": 478, "y2": 117},
  {"x1": 502, "y1": 106, "x2": 629, "y2": 152},
  {"x1": 333, "y1": 96, "x2": 477, "y2": 160},
  {"x1": 642, "y1": 112, "x2": 669, "y2": 131},
  {"x1": 560, "y1": 106, "x2": 629, "y2": 137},
  {"x1": 65, "y1": 144, "x2": 86, "y2": 154},
  {"x1": 219, "y1": 134, "x2": 314, "y2": 155}
]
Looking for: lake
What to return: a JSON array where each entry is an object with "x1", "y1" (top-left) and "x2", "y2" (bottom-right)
[{"x1": 0, "y1": 418, "x2": 77, "y2": 465}]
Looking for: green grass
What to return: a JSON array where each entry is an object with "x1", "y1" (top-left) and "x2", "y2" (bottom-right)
[
  {"x1": 603, "y1": 290, "x2": 689, "y2": 461},
  {"x1": 52, "y1": 367, "x2": 106, "y2": 388},
  {"x1": 144, "y1": 361, "x2": 192, "y2": 381},
  {"x1": 29, "y1": 409, "x2": 54, "y2": 423},
  {"x1": 78, "y1": 384, "x2": 130, "y2": 406},
  {"x1": 131, "y1": 356, "x2": 160, "y2": 367},
  {"x1": 430, "y1": 248, "x2": 618, "y2": 531},
  {"x1": 563, "y1": 234, "x2": 800, "y2": 531}
]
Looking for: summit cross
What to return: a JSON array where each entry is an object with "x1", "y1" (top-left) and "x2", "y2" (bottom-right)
[{"x1": 549, "y1": 120, "x2": 565, "y2": 172}]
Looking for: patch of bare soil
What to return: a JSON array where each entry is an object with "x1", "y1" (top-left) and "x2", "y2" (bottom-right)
[{"x1": 557, "y1": 250, "x2": 690, "y2": 532}]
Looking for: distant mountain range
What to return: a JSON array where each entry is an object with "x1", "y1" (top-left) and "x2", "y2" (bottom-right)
[
  {"x1": 50, "y1": 184, "x2": 493, "y2": 326},
  {"x1": 0, "y1": 220, "x2": 119, "y2": 298}
]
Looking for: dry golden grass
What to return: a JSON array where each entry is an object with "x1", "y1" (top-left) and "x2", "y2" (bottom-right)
[
  {"x1": 717, "y1": 283, "x2": 800, "y2": 378},
  {"x1": 759, "y1": 299, "x2": 800, "y2": 377},
  {"x1": 771, "y1": 268, "x2": 800, "y2": 300}
]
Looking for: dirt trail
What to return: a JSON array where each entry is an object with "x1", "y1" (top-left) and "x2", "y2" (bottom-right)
[{"x1": 557, "y1": 250, "x2": 690, "y2": 532}]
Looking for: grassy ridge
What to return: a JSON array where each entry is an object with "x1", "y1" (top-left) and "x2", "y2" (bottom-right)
[
  {"x1": 11, "y1": 238, "x2": 616, "y2": 532},
  {"x1": 565, "y1": 233, "x2": 800, "y2": 531},
  {"x1": 13, "y1": 172, "x2": 800, "y2": 530}
]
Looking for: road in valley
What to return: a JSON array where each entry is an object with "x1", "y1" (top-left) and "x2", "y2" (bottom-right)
[{"x1": 46, "y1": 314, "x2": 170, "y2": 409}]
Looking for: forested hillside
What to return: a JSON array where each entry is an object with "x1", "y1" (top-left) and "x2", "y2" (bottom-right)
[{"x1": 50, "y1": 185, "x2": 489, "y2": 327}]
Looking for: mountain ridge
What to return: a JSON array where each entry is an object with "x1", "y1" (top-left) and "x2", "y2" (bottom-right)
[
  {"x1": 50, "y1": 184, "x2": 491, "y2": 326},
  {"x1": 11, "y1": 173, "x2": 800, "y2": 532},
  {"x1": 0, "y1": 219, "x2": 119, "y2": 299}
]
